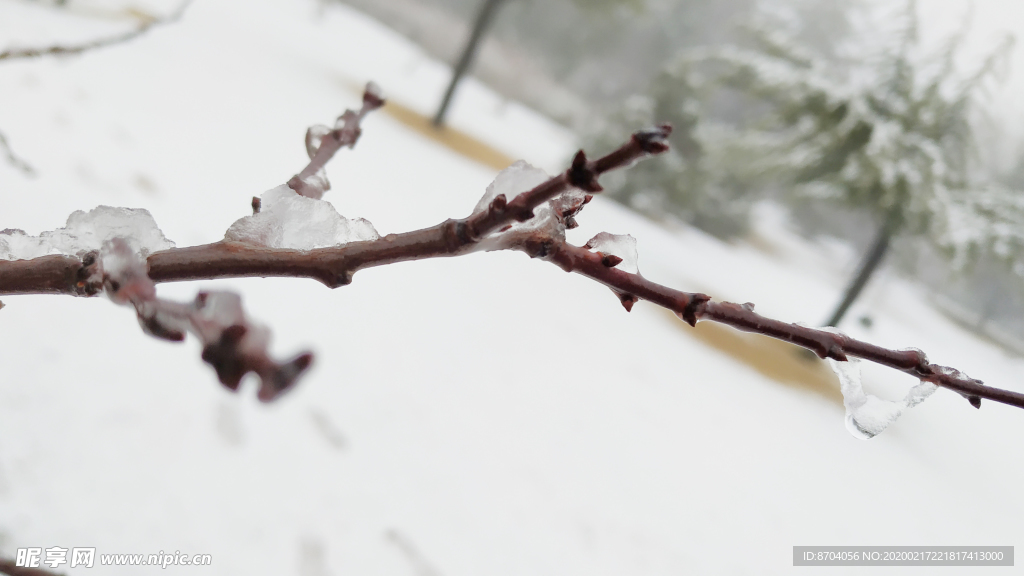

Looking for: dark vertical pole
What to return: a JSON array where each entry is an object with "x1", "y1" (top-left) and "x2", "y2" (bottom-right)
[
  {"x1": 823, "y1": 209, "x2": 900, "y2": 328},
  {"x1": 433, "y1": 0, "x2": 507, "y2": 127}
]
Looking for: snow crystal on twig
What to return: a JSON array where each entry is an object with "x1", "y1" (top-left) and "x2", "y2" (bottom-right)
[
  {"x1": 584, "y1": 232, "x2": 640, "y2": 274},
  {"x1": 0, "y1": 206, "x2": 174, "y2": 261},
  {"x1": 305, "y1": 125, "x2": 333, "y2": 160},
  {"x1": 826, "y1": 357, "x2": 937, "y2": 439},
  {"x1": 474, "y1": 161, "x2": 550, "y2": 213},
  {"x1": 474, "y1": 161, "x2": 588, "y2": 250},
  {"x1": 225, "y1": 184, "x2": 378, "y2": 250}
]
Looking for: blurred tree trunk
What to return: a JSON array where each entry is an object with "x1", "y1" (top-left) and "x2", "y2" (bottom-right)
[
  {"x1": 824, "y1": 208, "x2": 901, "y2": 327},
  {"x1": 433, "y1": 0, "x2": 507, "y2": 127}
]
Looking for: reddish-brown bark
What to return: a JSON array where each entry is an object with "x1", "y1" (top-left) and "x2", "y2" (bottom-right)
[{"x1": 0, "y1": 100, "x2": 1017, "y2": 411}]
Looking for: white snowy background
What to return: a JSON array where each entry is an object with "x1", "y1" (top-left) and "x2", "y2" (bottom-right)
[{"x1": 1, "y1": 0, "x2": 1023, "y2": 574}]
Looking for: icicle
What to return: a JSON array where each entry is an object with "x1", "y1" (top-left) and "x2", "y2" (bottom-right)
[
  {"x1": 826, "y1": 357, "x2": 937, "y2": 439},
  {"x1": 584, "y1": 232, "x2": 640, "y2": 274}
]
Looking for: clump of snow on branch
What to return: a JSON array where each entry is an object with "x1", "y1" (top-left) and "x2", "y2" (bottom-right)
[
  {"x1": 826, "y1": 357, "x2": 937, "y2": 439},
  {"x1": 225, "y1": 184, "x2": 378, "y2": 250},
  {"x1": 98, "y1": 238, "x2": 312, "y2": 401},
  {"x1": 474, "y1": 161, "x2": 588, "y2": 250},
  {"x1": 225, "y1": 83, "x2": 385, "y2": 249},
  {"x1": 585, "y1": 232, "x2": 640, "y2": 274},
  {"x1": 0, "y1": 206, "x2": 173, "y2": 260},
  {"x1": 474, "y1": 161, "x2": 550, "y2": 213}
]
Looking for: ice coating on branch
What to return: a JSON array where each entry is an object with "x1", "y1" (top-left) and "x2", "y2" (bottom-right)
[
  {"x1": 363, "y1": 81, "x2": 385, "y2": 108},
  {"x1": 305, "y1": 124, "x2": 332, "y2": 160},
  {"x1": 583, "y1": 232, "x2": 642, "y2": 311},
  {"x1": 99, "y1": 238, "x2": 157, "y2": 305},
  {"x1": 474, "y1": 161, "x2": 589, "y2": 250},
  {"x1": 826, "y1": 357, "x2": 938, "y2": 439},
  {"x1": 584, "y1": 232, "x2": 640, "y2": 274},
  {"x1": 225, "y1": 184, "x2": 378, "y2": 250},
  {"x1": 0, "y1": 206, "x2": 174, "y2": 261},
  {"x1": 474, "y1": 161, "x2": 550, "y2": 213},
  {"x1": 289, "y1": 83, "x2": 386, "y2": 200},
  {"x1": 289, "y1": 170, "x2": 332, "y2": 200},
  {"x1": 98, "y1": 238, "x2": 312, "y2": 401}
]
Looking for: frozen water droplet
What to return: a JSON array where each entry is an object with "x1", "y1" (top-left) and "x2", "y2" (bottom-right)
[
  {"x1": 305, "y1": 124, "x2": 332, "y2": 160},
  {"x1": 827, "y1": 357, "x2": 938, "y2": 439},
  {"x1": 194, "y1": 291, "x2": 246, "y2": 329},
  {"x1": 364, "y1": 81, "x2": 384, "y2": 104},
  {"x1": 99, "y1": 237, "x2": 157, "y2": 304},
  {"x1": 585, "y1": 232, "x2": 640, "y2": 274},
  {"x1": 474, "y1": 161, "x2": 549, "y2": 214}
]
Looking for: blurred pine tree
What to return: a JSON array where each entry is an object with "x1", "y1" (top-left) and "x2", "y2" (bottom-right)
[{"x1": 592, "y1": 0, "x2": 1018, "y2": 327}]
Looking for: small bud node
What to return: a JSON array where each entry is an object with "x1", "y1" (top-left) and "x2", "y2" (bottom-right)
[
  {"x1": 633, "y1": 124, "x2": 673, "y2": 154},
  {"x1": 601, "y1": 254, "x2": 624, "y2": 267},
  {"x1": 618, "y1": 292, "x2": 638, "y2": 312},
  {"x1": 490, "y1": 194, "x2": 507, "y2": 211}
]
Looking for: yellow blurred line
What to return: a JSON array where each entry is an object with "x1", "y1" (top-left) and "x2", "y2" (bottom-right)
[
  {"x1": 381, "y1": 100, "x2": 516, "y2": 171},
  {"x1": 359, "y1": 83, "x2": 837, "y2": 400},
  {"x1": 44, "y1": 4, "x2": 158, "y2": 24},
  {"x1": 668, "y1": 310, "x2": 842, "y2": 403}
]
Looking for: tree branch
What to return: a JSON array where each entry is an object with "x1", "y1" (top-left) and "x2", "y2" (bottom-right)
[
  {"x1": 0, "y1": 103, "x2": 1018, "y2": 412},
  {"x1": 543, "y1": 241, "x2": 1010, "y2": 409},
  {"x1": 0, "y1": 129, "x2": 34, "y2": 174},
  {"x1": 0, "y1": 1, "x2": 191, "y2": 62},
  {"x1": 286, "y1": 83, "x2": 385, "y2": 198},
  {"x1": 0, "y1": 1, "x2": 191, "y2": 173}
]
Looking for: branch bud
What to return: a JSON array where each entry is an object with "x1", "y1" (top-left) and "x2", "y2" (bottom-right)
[
  {"x1": 601, "y1": 254, "x2": 623, "y2": 267},
  {"x1": 618, "y1": 292, "x2": 638, "y2": 312},
  {"x1": 568, "y1": 150, "x2": 603, "y2": 193},
  {"x1": 678, "y1": 293, "x2": 711, "y2": 327},
  {"x1": 632, "y1": 123, "x2": 672, "y2": 154},
  {"x1": 363, "y1": 81, "x2": 386, "y2": 111},
  {"x1": 489, "y1": 193, "x2": 507, "y2": 211}
]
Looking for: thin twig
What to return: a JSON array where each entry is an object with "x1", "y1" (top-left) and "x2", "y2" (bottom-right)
[
  {"x1": 0, "y1": 129, "x2": 34, "y2": 174},
  {"x1": 543, "y1": 242, "x2": 1008, "y2": 409},
  {"x1": 0, "y1": 1, "x2": 191, "y2": 173},
  {"x1": 0, "y1": 123, "x2": 1017, "y2": 411},
  {"x1": 287, "y1": 83, "x2": 385, "y2": 198},
  {"x1": 0, "y1": 0, "x2": 191, "y2": 62}
]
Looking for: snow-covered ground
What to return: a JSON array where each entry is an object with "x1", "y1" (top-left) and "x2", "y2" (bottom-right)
[{"x1": 1, "y1": 0, "x2": 1023, "y2": 574}]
